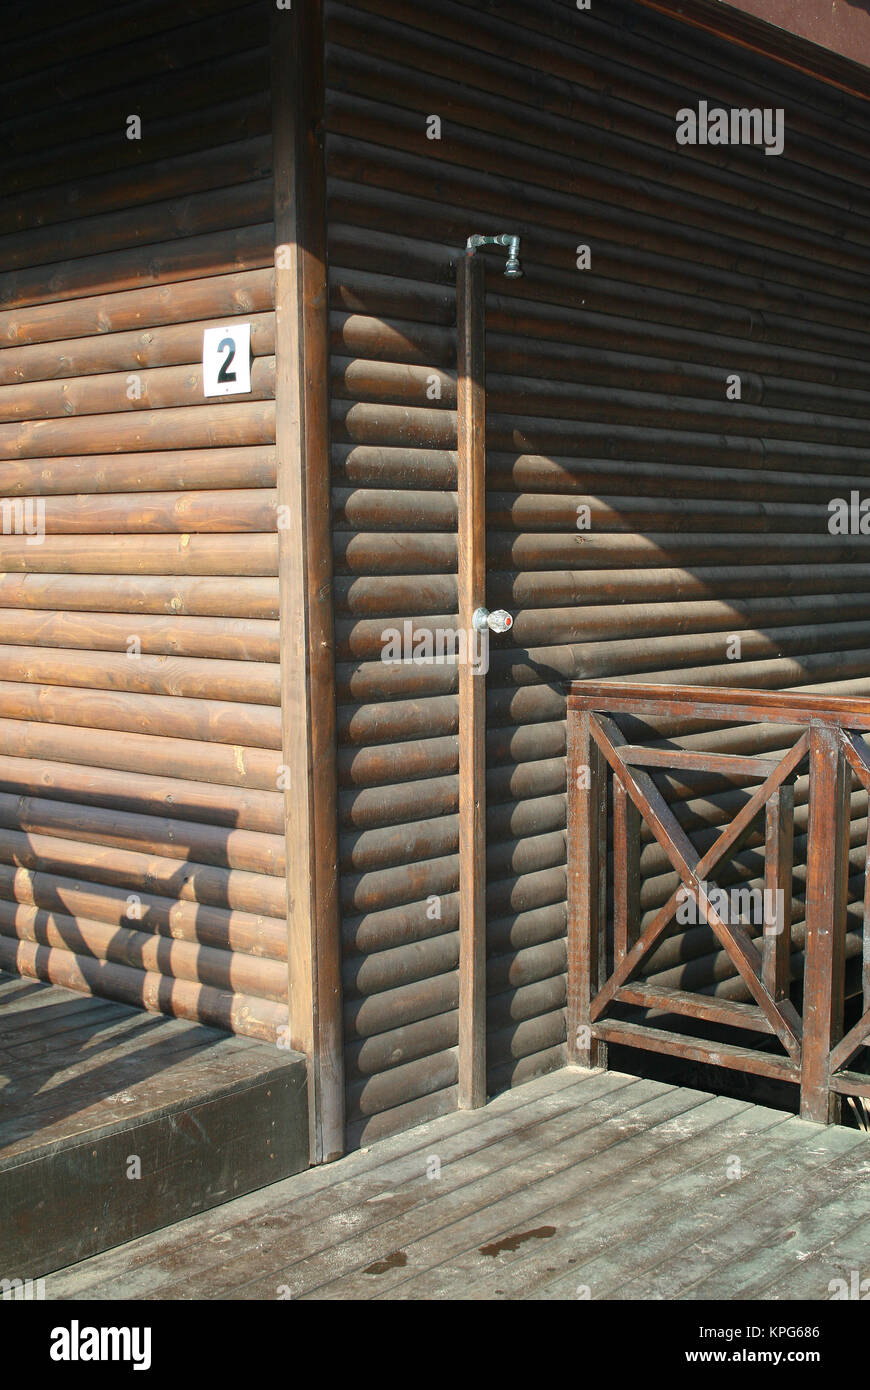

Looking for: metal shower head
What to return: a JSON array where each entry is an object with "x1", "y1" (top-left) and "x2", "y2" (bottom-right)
[{"x1": 466, "y1": 233, "x2": 523, "y2": 278}]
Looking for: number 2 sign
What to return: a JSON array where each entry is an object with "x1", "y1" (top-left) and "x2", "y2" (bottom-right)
[{"x1": 202, "y1": 323, "x2": 252, "y2": 396}]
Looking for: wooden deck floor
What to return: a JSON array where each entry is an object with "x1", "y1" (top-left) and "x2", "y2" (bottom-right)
[{"x1": 43, "y1": 1066, "x2": 870, "y2": 1300}]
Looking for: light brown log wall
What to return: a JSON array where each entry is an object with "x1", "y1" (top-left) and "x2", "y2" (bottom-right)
[
  {"x1": 326, "y1": 0, "x2": 870, "y2": 1143},
  {"x1": 0, "y1": 1, "x2": 285, "y2": 1040}
]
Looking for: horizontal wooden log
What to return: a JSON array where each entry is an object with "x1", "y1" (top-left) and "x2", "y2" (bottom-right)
[
  {"x1": 338, "y1": 693, "x2": 457, "y2": 745},
  {"x1": 488, "y1": 830, "x2": 565, "y2": 884},
  {"x1": 0, "y1": 534, "x2": 278, "y2": 574},
  {"x1": 0, "y1": 490, "x2": 278, "y2": 534},
  {"x1": 345, "y1": 1010, "x2": 458, "y2": 1080},
  {"x1": 0, "y1": 573, "x2": 278, "y2": 617},
  {"x1": 487, "y1": 939, "x2": 567, "y2": 995},
  {"x1": 340, "y1": 814, "x2": 458, "y2": 874},
  {"x1": 341, "y1": 853, "x2": 458, "y2": 915},
  {"x1": 330, "y1": 267, "x2": 455, "y2": 325},
  {"x1": 332, "y1": 400, "x2": 456, "y2": 451},
  {"x1": 0, "y1": 177, "x2": 273, "y2": 275},
  {"x1": 0, "y1": 609, "x2": 278, "y2": 660},
  {"x1": 487, "y1": 974, "x2": 566, "y2": 1029},
  {"x1": 0, "y1": 861, "x2": 287, "y2": 960},
  {"x1": 4, "y1": 75, "x2": 269, "y2": 208},
  {"x1": 343, "y1": 931, "x2": 459, "y2": 1000},
  {"x1": 0, "y1": 647, "x2": 279, "y2": 704},
  {"x1": 342, "y1": 892, "x2": 460, "y2": 956},
  {"x1": 0, "y1": 718, "x2": 281, "y2": 790},
  {"x1": 336, "y1": 655, "x2": 456, "y2": 702},
  {"x1": 331, "y1": 311, "x2": 454, "y2": 366},
  {"x1": 487, "y1": 901, "x2": 566, "y2": 958},
  {"x1": 0, "y1": 790, "x2": 284, "y2": 877},
  {"x1": 486, "y1": 864, "x2": 566, "y2": 920},
  {"x1": 333, "y1": 569, "x2": 870, "y2": 622},
  {"x1": 0, "y1": 935, "x2": 285, "y2": 1041},
  {"x1": 0, "y1": 358, "x2": 275, "y2": 424},
  {"x1": 344, "y1": 970, "x2": 458, "y2": 1040},
  {"x1": 0, "y1": 901, "x2": 288, "y2": 1002},
  {"x1": 0, "y1": 754, "x2": 283, "y2": 835},
  {"x1": 1, "y1": 317, "x2": 275, "y2": 388},
  {"x1": 0, "y1": 681, "x2": 282, "y2": 748},
  {"x1": 488, "y1": 1043, "x2": 565, "y2": 1094},
  {"x1": 490, "y1": 565, "x2": 870, "y2": 612},
  {"x1": 0, "y1": 402, "x2": 276, "y2": 461},
  {"x1": 0, "y1": 268, "x2": 274, "y2": 348},
  {"x1": 0, "y1": 826, "x2": 285, "y2": 917},
  {"x1": 339, "y1": 734, "x2": 457, "y2": 788},
  {"x1": 487, "y1": 1007, "x2": 567, "y2": 1067},
  {"x1": 339, "y1": 773, "x2": 457, "y2": 830},
  {"x1": 484, "y1": 450, "x2": 870, "y2": 496},
  {"x1": 0, "y1": 223, "x2": 274, "y2": 311},
  {"x1": 346, "y1": 1084, "x2": 458, "y2": 1148},
  {"x1": 347, "y1": 1046, "x2": 458, "y2": 1119}
]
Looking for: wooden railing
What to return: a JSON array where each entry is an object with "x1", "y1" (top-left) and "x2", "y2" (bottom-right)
[{"x1": 566, "y1": 682, "x2": 870, "y2": 1124}]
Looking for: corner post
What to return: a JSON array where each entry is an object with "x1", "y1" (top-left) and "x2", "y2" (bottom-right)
[{"x1": 271, "y1": 0, "x2": 345, "y2": 1161}]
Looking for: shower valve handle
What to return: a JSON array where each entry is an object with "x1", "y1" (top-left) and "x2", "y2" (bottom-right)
[{"x1": 472, "y1": 607, "x2": 513, "y2": 635}]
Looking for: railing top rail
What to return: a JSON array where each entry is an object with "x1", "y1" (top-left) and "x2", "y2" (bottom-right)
[{"x1": 567, "y1": 681, "x2": 870, "y2": 729}]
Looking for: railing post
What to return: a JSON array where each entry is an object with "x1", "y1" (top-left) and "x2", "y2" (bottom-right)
[
  {"x1": 567, "y1": 707, "x2": 607, "y2": 1070},
  {"x1": 762, "y1": 783, "x2": 794, "y2": 1002},
  {"x1": 801, "y1": 723, "x2": 849, "y2": 1124}
]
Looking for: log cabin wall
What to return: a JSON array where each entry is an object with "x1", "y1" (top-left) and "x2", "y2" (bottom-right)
[
  {"x1": 327, "y1": 0, "x2": 870, "y2": 1144},
  {"x1": 0, "y1": 1, "x2": 288, "y2": 1041}
]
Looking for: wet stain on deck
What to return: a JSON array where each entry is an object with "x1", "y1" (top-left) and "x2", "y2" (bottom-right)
[
  {"x1": 363, "y1": 1250, "x2": 408, "y2": 1275},
  {"x1": 479, "y1": 1226, "x2": 556, "y2": 1257}
]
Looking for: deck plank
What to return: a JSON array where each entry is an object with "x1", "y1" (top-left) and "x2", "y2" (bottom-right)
[
  {"x1": 47, "y1": 1065, "x2": 613, "y2": 1298},
  {"x1": 40, "y1": 1064, "x2": 870, "y2": 1301},
  {"x1": 378, "y1": 1098, "x2": 786, "y2": 1302},
  {"x1": 681, "y1": 1171, "x2": 870, "y2": 1301},
  {"x1": 162, "y1": 1078, "x2": 681, "y2": 1301},
  {"x1": 619, "y1": 1127, "x2": 870, "y2": 1301}
]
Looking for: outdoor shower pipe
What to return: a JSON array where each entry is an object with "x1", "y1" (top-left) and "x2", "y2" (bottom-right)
[
  {"x1": 461, "y1": 234, "x2": 517, "y2": 637},
  {"x1": 465, "y1": 233, "x2": 523, "y2": 276}
]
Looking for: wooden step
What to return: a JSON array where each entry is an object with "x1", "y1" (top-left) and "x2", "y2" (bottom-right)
[{"x1": 0, "y1": 973, "x2": 307, "y2": 1278}]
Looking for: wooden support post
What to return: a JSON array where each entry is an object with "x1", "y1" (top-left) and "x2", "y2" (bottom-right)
[
  {"x1": 762, "y1": 782, "x2": 794, "y2": 1002},
  {"x1": 613, "y1": 775, "x2": 640, "y2": 963},
  {"x1": 457, "y1": 251, "x2": 487, "y2": 1109},
  {"x1": 271, "y1": 1, "x2": 345, "y2": 1162},
  {"x1": 567, "y1": 709, "x2": 607, "y2": 1070},
  {"x1": 801, "y1": 724, "x2": 848, "y2": 1124}
]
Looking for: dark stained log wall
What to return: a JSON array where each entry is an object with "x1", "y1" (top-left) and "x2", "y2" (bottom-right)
[
  {"x1": 326, "y1": 0, "x2": 870, "y2": 1144},
  {"x1": 0, "y1": 1, "x2": 285, "y2": 1040}
]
